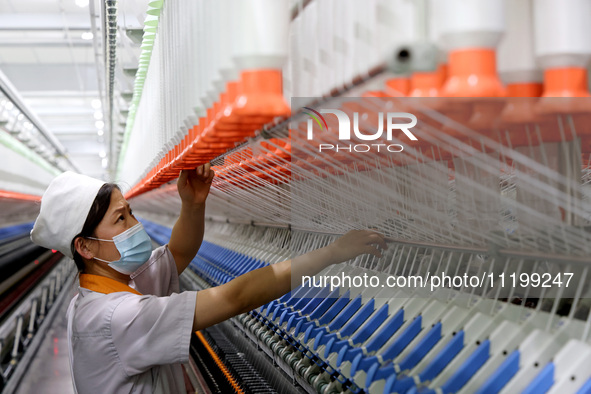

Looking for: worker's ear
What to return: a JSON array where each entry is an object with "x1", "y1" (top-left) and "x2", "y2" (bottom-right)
[{"x1": 74, "y1": 237, "x2": 94, "y2": 259}]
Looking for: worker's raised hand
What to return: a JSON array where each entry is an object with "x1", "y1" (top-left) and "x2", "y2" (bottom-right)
[
  {"x1": 177, "y1": 164, "x2": 215, "y2": 206},
  {"x1": 328, "y1": 230, "x2": 387, "y2": 263}
]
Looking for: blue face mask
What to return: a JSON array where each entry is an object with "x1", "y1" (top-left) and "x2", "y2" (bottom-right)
[{"x1": 87, "y1": 223, "x2": 153, "y2": 275}]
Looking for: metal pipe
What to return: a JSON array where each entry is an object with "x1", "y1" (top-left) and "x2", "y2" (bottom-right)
[
  {"x1": 0, "y1": 69, "x2": 79, "y2": 172},
  {"x1": 0, "y1": 40, "x2": 93, "y2": 47}
]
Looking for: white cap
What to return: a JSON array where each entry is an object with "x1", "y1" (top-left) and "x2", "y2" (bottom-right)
[{"x1": 31, "y1": 171, "x2": 106, "y2": 258}]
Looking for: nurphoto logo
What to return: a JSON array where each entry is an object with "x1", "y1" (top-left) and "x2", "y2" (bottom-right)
[{"x1": 303, "y1": 107, "x2": 418, "y2": 153}]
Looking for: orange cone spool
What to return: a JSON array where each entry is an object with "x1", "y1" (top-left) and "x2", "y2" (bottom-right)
[
  {"x1": 442, "y1": 49, "x2": 505, "y2": 98},
  {"x1": 385, "y1": 77, "x2": 410, "y2": 97},
  {"x1": 233, "y1": 70, "x2": 290, "y2": 122},
  {"x1": 409, "y1": 71, "x2": 441, "y2": 97},
  {"x1": 535, "y1": 68, "x2": 591, "y2": 145}
]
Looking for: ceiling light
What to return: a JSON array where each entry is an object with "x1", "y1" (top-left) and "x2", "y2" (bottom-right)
[
  {"x1": 91, "y1": 99, "x2": 102, "y2": 109},
  {"x1": 81, "y1": 32, "x2": 93, "y2": 40},
  {"x1": 75, "y1": 0, "x2": 89, "y2": 8},
  {"x1": 102, "y1": 158, "x2": 108, "y2": 168},
  {"x1": 97, "y1": 129, "x2": 104, "y2": 136},
  {"x1": 95, "y1": 120, "x2": 104, "y2": 129},
  {"x1": 94, "y1": 111, "x2": 103, "y2": 120},
  {"x1": 99, "y1": 150, "x2": 106, "y2": 158}
]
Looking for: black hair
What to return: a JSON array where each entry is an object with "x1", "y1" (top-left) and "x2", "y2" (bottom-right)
[{"x1": 70, "y1": 183, "x2": 120, "y2": 272}]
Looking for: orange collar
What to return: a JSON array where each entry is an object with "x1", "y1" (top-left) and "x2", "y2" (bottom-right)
[{"x1": 79, "y1": 274, "x2": 142, "y2": 296}]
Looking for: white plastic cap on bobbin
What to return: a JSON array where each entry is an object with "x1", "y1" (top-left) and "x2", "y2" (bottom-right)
[
  {"x1": 497, "y1": 0, "x2": 542, "y2": 86},
  {"x1": 533, "y1": 0, "x2": 591, "y2": 70},
  {"x1": 301, "y1": 1, "x2": 320, "y2": 97},
  {"x1": 534, "y1": 0, "x2": 591, "y2": 102},
  {"x1": 351, "y1": 0, "x2": 377, "y2": 81},
  {"x1": 428, "y1": 0, "x2": 445, "y2": 58},
  {"x1": 407, "y1": 0, "x2": 446, "y2": 97},
  {"x1": 317, "y1": 0, "x2": 334, "y2": 97},
  {"x1": 218, "y1": 0, "x2": 239, "y2": 83},
  {"x1": 429, "y1": 0, "x2": 450, "y2": 79},
  {"x1": 331, "y1": 1, "x2": 352, "y2": 91},
  {"x1": 438, "y1": 0, "x2": 504, "y2": 51},
  {"x1": 288, "y1": 13, "x2": 302, "y2": 97},
  {"x1": 209, "y1": 1, "x2": 225, "y2": 97},
  {"x1": 438, "y1": 0, "x2": 505, "y2": 97},
  {"x1": 232, "y1": 0, "x2": 289, "y2": 70},
  {"x1": 185, "y1": 0, "x2": 201, "y2": 120},
  {"x1": 497, "y1": 0, "x2": 542, "y2": 124},
  {"x1": 203, "y1": 4, "x2": 218, "y2": 104},
  {"x1": 375, "y1": 0, "x2": 419, "y2": 59},
  {"x1": 195, "y1": 0, "x2": 208, "y2": 117}
]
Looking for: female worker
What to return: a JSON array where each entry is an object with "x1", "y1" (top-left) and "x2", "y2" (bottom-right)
[{"x1": 30, "y1": 165, "x2": 386, "y2": 394}]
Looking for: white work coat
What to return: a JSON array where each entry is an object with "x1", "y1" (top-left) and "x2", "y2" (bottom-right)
[{"x1": 66, "y1": 245, "x2": 197, "y2": 394}]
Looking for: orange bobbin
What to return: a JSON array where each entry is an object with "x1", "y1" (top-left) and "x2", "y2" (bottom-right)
[
  {"x1": 506, "y1": 82, "x2": 543, "y2": 98},
  {"x1": 216, "y1": 80, "x2": 266, "y2": 133},
  {"x1": 385, "y1": 77, "x2": 410, "y2": 97},
  {"x1": 176, "y1": 125, "x2": 200, "y2": 165},
  {"x1": 542, "y1": 67, "x2": 590, "y2": 99},
  {"x1": 536, "y1": 67, "x2": 591, "y2": 147},
  {"x1": 442, "y1": 49, "x2": 505, "y2": 98},
  {"x1": 216, "y1": 81, "x2": 243, "y2": 126},
  {"x1": 233, "y1": 69, "x2": 290, "y2": 125},
  {"x1": 435, "y1": 49, "x2": 505, "y2": 157},
  {"x1": 201, "y1": 108, "x2": 245, "y2": 143},
  {"x1": 409, "y1": 71, "x2": 441, "y2": 97},
  {"x1": 436, "y1": 63, "x2": 448, "y2": 89}
]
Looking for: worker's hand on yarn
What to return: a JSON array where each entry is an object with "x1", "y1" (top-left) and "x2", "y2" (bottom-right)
[
  {"x1": 329, "y1": 230, "x2": 387, "y2": 263},
  {"x1": 177, "y1": 164, "x2": 215, "y2": 206}
]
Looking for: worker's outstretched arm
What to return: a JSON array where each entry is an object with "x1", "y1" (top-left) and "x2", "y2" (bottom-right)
[
  {"x1": 193, "y1": 230, "x2": 386, "y2": 331},
  {"x1": 168, "y1": 164, "x2": 214, "y2": 275}
]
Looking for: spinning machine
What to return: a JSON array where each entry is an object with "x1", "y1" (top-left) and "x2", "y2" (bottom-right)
[
  {"x1": 2, "y1": 0, "x2": 591, "y2": 393},
  {"x1": 122, "y1": 0, "x2": 591, "y2": 393}
]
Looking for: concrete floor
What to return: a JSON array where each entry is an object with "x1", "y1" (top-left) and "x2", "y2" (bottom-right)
[{"x1": 15, "y1": 290, "x2": 75, "y2": 394}]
